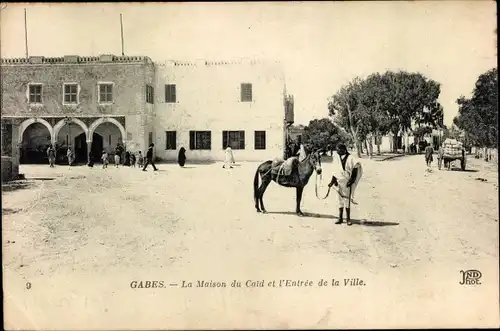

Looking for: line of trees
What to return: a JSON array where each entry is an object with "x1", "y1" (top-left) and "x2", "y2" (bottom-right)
[
  {"x1": 302, "y1": 71, "x2": 443, "y2": 158},
  {"x1": 453, "y1": 68, "x2": 498, "y2": 161},
  {"x1": 302, "y1": 69, "x2": 496, "y2": 159}
]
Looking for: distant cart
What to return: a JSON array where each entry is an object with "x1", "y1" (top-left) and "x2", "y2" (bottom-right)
[{"x1": 438, "y1": 138, "x2": 466, "y2": 171}]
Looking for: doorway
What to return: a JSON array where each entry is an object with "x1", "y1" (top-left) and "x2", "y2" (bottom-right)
[{"x1": 90, "y1": 133, "x2": 103, "y2": 162}]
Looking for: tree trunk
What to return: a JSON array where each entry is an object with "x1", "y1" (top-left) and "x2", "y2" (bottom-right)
[
  {"x1": 346, "y1": 105, "x2": 362, "y2": 158},
  {"x1": 484, "y1": 147, "x2": 489, "y2": 161},
  {"x1": 405, "y1": 130, "x2": 410, "y2": 154},
  {"x1": 391, "y1": 133, "x2": 398, "y2": 153},
  {"x1": 363, "y1": 139, "x2": 369, "y2": 156},
  {"x1": 375, "y1": 132, "x2": 381, "y2": 155},
  {"x1": 356, "y1": 141, "x2": 363, "y2": 157},
  {"x1": 368, "y1": 135, "x2": 374, "y2": 159}
]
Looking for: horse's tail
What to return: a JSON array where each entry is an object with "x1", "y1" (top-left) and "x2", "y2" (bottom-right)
[{"x1": 254, "y1": 165, "x2": 263, "y2": 202}]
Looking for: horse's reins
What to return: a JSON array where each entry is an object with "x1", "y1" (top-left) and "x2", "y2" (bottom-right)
[
  {"x1": 315, "y1": 172, "x2": 358, "y2": 205},
  {"x1": 315, "y1": 173, "x2": 331, "y2": 199}
]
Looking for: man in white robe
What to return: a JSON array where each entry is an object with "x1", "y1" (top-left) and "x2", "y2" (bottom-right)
[
  {"x1": 328, "y1": 143, "x2": 363, "y2": 226},
  {"x1": 297, "y1": 143, "x2": 307, "y2": 162},
  {"x1": 223, "y1": 145, "x2": 235, "y2": 169}
]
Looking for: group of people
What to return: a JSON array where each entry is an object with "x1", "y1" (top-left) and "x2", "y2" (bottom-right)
[
  {"x1": 46, "y1": 145, "x2": 75, "y2": 168},
  {"x1": 45, "y1": 142, "x2": 238, "y2": 170},
  {"x1": 97, "y1": 143, "x2": 158, "y2": 171}
]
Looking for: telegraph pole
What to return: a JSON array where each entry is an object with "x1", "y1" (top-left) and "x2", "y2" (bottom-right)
[
  {"x1": 120, "y1": 14, "x2": 124, "y2": 56},
  {"x1": 24, "y1": 8, "x2": 29, "y2": 59}
]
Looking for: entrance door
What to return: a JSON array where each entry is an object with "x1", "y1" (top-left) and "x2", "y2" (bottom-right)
[
  {"x1": 74, "y1": 133, "x2": 87, "y2": 163},
  {"x1": 91, "y1": 133, "x2": 103, "y2": 162}
]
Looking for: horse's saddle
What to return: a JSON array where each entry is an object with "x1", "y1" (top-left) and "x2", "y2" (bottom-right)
[{"x1": 271, "y1": 157, "x2": 299, "y2": 177}]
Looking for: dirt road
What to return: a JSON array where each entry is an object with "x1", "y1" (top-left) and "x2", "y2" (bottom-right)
[{"x1": 3, "y1": 155, "x2": 499, "y2": 329}]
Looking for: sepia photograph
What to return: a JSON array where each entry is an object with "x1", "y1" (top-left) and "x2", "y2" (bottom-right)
[{"x1": 1, "y1": 1, "x2": 498, "y2": 329}]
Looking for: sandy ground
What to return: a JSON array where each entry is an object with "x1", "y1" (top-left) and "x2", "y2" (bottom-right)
[{"x1": 2, "y1": 155, "x2": 499, "y2": 329}]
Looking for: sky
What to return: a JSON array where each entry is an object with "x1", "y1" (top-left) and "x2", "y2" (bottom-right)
[{"x1": 1, "y1": 2, "x2": 497, "y2": 125}]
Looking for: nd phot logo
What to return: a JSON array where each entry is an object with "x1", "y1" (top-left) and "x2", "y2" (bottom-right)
[{"x1": 459, "y1": 269, "x2": 482, "y2": 285}]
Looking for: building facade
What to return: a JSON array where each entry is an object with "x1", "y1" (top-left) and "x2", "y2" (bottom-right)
[
  {"x1": 1, "y1": 55, "x2": 291, "y2": 165},
  {"x1": 1, "y1": 55, "x2": 155, "y2": 165},
  {"x1": 154, "y1": 59, "x2": 288, "y2": 161}
]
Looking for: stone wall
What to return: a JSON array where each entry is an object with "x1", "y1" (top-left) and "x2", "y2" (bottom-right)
[{"x1": 1, "y1": 56, "x2": 154, "y2": 118}]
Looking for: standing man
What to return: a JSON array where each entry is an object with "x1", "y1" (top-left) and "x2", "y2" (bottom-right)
[
  {"x1": 47, "y1": 145, "x2": 56, "y2": 167},
  {"x1": 142, "y1": 143, "x2": 158, "y2": 171},
  {"x1": 67, "y1": 147, "x2": 75, "y2": 167},
  {"x1": 425, "y1": 143, "x2": 434, "y2": 168},
  {"x1": 296, "y1": 137, "x2": 307, "y2": 162},
  {"x1": 328, "y1": 143, "x2": 363, "y2": 226},
  {"x1": 223, "y1": 145, "x2": 234, "y2": 169}
]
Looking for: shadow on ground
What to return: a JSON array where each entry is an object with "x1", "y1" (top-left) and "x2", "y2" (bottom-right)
[
  {"x1": 27, "y1": 177, "x2": 56, "y2": 181},
  {"x1": 265, "y1": 211, "x2": 399, "y2": 226},
  {"x1": 2, "y1": 208, "x2": 20, "y2": 215},
  {"x1": 448, "y1": 168, "x2": 479, "y2": 173},
  {"x1": 266, "y1": 211, "x2": 336, "y2": 219},
  {"x1": 156, "y1": 160, "x2": 218, "y2": 165},
  {"x1": 2, "y1": 181, "x2": 34, "y2": 192}
]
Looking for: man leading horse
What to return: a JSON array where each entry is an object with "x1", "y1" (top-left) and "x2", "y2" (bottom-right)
[{"x1": 328, "y1": 143, "x2": 363, "y2": 226}]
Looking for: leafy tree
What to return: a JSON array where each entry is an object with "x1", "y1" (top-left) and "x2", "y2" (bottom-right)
[
  {"x1": 453, "y1": 68, "x2": 498, "y2": 160},
  {"x1": 328, "y1": 78, "x2": 366, "y2": 157},
  {"x1": 328, "y1": 71, "x2": 443, "y2": 156},
  {"x1": 303, "y1": 118, "x2": 351, "y2": 154}
]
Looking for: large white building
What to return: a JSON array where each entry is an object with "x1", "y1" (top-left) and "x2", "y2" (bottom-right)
[
  {"x1": 1, "y1": 55, "x2": 294, "y2": 174},
  {"x1": 153, "y1": 59, "x2": 291, "y2": 162}
]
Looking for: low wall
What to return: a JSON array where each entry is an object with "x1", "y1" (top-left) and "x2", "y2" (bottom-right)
[{"x1": 1, "y1": 156, "x2": 19, "y2": 182}]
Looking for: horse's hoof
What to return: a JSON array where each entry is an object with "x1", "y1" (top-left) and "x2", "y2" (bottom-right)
[
  {"x1": 262, "y1": 210, "x2": 267, "y2": 214},
  {"x1": 256, "y1": 210, "x2": 262, "y2": 213}
]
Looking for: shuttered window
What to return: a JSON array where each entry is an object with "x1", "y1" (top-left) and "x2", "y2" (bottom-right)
[
  {"x1": 165, "y1": 84, "x2": 176, "y2": 103},
  {"x1": 240, "y1": 83, "x2": 252, "y2": 102},
  {"x1": 166, "y1": 131, "x2": 176, "y2": 150},
  {"x1": 189, "y1": 131, "x2": 211, "y2": 150},
  {"x1": 254, "y1": 131, "x2": 266, "y2": 150},
  {"x1": 222, "y1": 131, "x2": 245, "y2": 149},
  {"x1": 146, "y1": 85, "x2": 154, "y2": 104}
]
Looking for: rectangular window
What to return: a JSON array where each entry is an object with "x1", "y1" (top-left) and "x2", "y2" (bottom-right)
[
  {"x1": 99, "y1": 83, "x2": 113, "y2": 103},
  {"x1": 189, "y1": 131, "x2": 211, "y2": 150},
  {"x1": 254, "y1": 131, "x2": 266, "y2": 150},
  {"x1": 64, "y1": 84, "x2": 78, "y2": 104},
  {"x1": 148, "y1": 132, "x2": 153, "y2": 146},
  {"x1": 165, "y1": 84, "x2": 176, "y2": 103},
  {"x1": 222, "y1": 131, "x2": 245, "y2": 150},
  {"x1": 241, "y1": 83, "x2": 252, "y2": 102},
  {"x1": 166, "y1": 131, "x2": 177, "y2": 150},
  {"x1": 28, "y1": 84, "x2": 42, "y2": 103},
  {"x1": 146, "y1": 85, "x2": 154, "y2": 104}
]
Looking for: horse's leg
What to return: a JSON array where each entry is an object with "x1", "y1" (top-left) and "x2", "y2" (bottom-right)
[
  {"x1": 296, "y1": 186, "x2": 304, "y2": 216},
  {"x1": 259, "y1": 178, "x2": 271, "y2": 213},
  {"x1": 254, "y1": 168, "x2": 262, "y2": 212}
]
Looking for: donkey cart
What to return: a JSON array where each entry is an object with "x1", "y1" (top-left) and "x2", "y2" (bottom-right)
[{"x1": 438, "y1": 139, "x2": 466, "y2": 171}]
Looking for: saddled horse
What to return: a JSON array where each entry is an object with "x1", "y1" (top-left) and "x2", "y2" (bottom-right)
[{"x1": 253, "y1": 150, "x2": 322, "y2": 216}]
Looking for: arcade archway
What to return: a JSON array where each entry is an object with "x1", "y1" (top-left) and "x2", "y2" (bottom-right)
[
  {"x1": 20, "y1": 122, "x2": 52, "y2": 164},
  {"x1": 89, "y1": 118, "x2": 126, "y2": 160},
  {"x1": 53, "y1": 118, "x2": 89, "y2": 164}
]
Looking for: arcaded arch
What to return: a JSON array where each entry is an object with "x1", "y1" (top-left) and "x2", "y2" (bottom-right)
[{"x1": 18, "y1": 118, "x2": 54, "y2": 144}]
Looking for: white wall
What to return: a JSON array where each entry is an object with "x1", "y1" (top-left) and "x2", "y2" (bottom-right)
[{"x1": 153, "y1": 60, "x2": 286, "y2": 161}]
